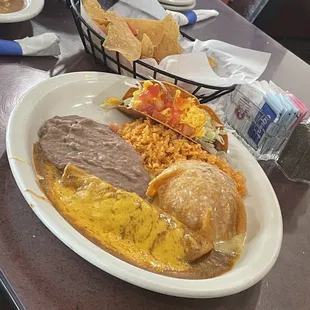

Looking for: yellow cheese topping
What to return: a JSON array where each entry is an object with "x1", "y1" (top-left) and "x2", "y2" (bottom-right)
[
  {"x1": 36, "y1": 159, "x2": 213, "y2": 273},
  {"x1": 103, "y1": 97, "x2": 122, "y2": 108},
  {"x1": 180, "y1": 106, "x2": 207, "y2": 137},
  {"x1": 130, "y1": 80, "x2": 154, "y2": 109}
]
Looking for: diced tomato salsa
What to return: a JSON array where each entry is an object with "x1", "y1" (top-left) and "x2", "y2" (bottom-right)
[{"x1": 137, "y1": 83, "x2": 195, "y2": 137}]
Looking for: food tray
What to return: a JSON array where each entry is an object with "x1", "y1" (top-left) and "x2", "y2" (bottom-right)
[{"x1": 68, "y1": 0, "x2": 236, "y2": 103}]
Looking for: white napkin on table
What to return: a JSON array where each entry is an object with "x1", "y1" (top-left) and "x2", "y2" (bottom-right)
[{"x1": 167, "y1": 9, "x2": 219, "y2": 26}]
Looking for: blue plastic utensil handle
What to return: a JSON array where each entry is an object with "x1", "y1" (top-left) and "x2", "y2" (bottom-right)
[
  {"x1": 184, "y1": 11, "x2": 197, "y2": 24},
  {"x1": 0, "y1": 40, "x2": 22, "y2": 56}
]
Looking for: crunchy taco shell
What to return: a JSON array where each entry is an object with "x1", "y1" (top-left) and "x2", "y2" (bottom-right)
[{"x1": 119, "y1": 81, "x2": 228, "y2": 152}]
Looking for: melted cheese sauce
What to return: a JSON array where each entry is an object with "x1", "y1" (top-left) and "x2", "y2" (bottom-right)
[{"x1": 33, "y1": 143, "x2": 214, "y2": 274}]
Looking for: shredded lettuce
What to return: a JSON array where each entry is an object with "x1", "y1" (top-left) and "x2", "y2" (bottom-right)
[
  {"x1": 198, "y1": 114, "x2": 226, "y2": 149},
  {"x1": 147, "y1": 77, "x2": 168, "y2": 93},
  {"x1": 123, "y1": 98, "x2": 132, "y2": 107},
  {"x1": 196, "y1": 137, "x2": 217, "y2": 154},
  {"x1": 125, "y1": 80, "x2": 142, "y2": 90}
]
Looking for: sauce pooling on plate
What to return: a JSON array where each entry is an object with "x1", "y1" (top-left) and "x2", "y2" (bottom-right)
[{"x1": 0, "y1": 0, "x2": 24, "y2": 13}]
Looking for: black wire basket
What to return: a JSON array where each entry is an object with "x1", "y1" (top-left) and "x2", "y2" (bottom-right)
[{"x1": 69, "y1": 0, "x2": 236, "y2": 103}]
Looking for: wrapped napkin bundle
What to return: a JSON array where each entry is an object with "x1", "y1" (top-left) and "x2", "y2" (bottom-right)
[
  {"x1": 0, "y1": 33, "x2": 60, "y2": 57},
  {"x1": 166, "y1": 9, "x2": 219, "y2": 26}
]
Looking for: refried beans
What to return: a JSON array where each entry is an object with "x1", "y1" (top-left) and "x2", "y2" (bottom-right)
[{"x1": 38, "y1": 115, "x2": 150, "y2": 198}]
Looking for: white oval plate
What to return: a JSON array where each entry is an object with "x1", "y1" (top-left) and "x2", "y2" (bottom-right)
[
  {"x1": 0, "y1": 0, "x2": 44, "y2": 23},
  {"x1": 159, "y1": 0, "x2": 196, "y2": 6},
  {"x1": 6, "y1": 72, "x2": 283, "y2": 298},
  {"x1": 160, "y1": 2, "x2": 196, "y2": 12}
]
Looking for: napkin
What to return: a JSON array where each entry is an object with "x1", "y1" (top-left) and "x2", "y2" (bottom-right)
[
  {"x1": 109, "y1": 0, "x2": 167, "y2": 20},
  {"x1": 0, "y1": 33, "x2": 60, "y2": 57},
  {"x1": 166, "y1": 9, "x2": 219, "y2": 26}
]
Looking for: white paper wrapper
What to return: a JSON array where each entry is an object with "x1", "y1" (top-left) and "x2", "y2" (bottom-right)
[
  {"x1": 109, "y1": 0, "x2": 167, "y2": 20},
  {"x1": 16, "y1": 33, "x2": 60, "y2": 56},
  {"x1": 80, "y1": 0, "x2": 271, "y2": 94},
  {"x1": 166, "y1": 10, "x2": 219, "y2": 26}
]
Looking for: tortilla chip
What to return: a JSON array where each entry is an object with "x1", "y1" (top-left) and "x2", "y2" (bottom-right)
[
  {"x1": 124, "y1": 18, "x2": 165, "y2": 47},
  {"x1": 103, "y1": 11, "x2": 142, "y2": 62},
  {"x1": 83, "y1": 0, "x2": 109, "y2": 27},
  {"x1": 82, "y1": 0, "x2": 101, "y2": 10},
  {"x1": 141, "y1": 34, "x2": 154, "y2": 58},
  {"x1": 153, "y1": 14, "x2": 183, "y2": 61},
  {"x1": 208, "y1": 56, "x2": 217, "y2": 68},
  {"x1": 98, "y1": 23, "x2": 108, "y2": 35}
]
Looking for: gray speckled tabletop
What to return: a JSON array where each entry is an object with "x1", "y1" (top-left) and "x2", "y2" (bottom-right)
[{"x1": 0, "y1": 0, "x2": 310, "y2": 309}]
